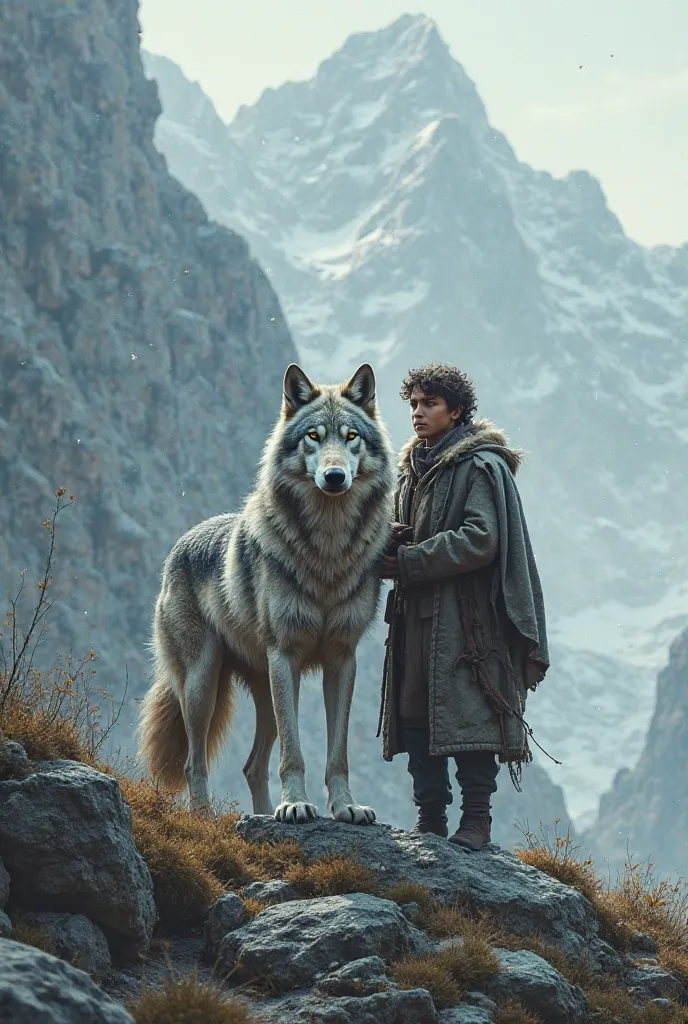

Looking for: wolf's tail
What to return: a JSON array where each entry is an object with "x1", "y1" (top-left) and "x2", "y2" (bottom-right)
[{"x1": 137, "y1": 653, "x2": 235, "y2": 791}]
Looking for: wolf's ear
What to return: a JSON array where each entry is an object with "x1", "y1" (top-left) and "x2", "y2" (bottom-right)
[
  {"x1": 283, "y1": 364, "x2": 318, "y2": 416},
  {"x1": 342, "y1": 363, "x2": 376, "y2": 414}
]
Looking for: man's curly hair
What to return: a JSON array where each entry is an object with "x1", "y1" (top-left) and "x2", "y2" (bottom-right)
[{"x1": 400, "y1": 363, "x2": 477, "y2": 424}]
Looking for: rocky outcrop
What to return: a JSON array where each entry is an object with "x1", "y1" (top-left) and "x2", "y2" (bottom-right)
[
  {"x1": 218, "y1": 893, "x2": 428, "y2": 991},
  {"x1": 0, "y1": 758, "x2": 156, "y2": 954},
  {"x1": 587, "y1": 626, "x2": 688, "y2": 876},
  {"x1": 235, "y1": 816, "x2": 598, "y2": 956},
  {"x1": 0, "y1": 938, "x2": 134, "y2": 1023},
  {"x1": 0, "y1": 0, "x2": 296, "y2": 731},
  {"x1": 204, "y1": 892, "x2": 248, "y2": 961}
]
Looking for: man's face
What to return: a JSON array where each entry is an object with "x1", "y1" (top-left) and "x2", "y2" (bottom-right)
[{"x1": 409, "y1": 385, "x2": 462, "y2": 446}]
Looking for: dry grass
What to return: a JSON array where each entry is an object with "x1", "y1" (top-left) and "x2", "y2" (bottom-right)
[
  {"x1": 516, "y1": 821, "x2": 688, "y2": 986},
  {"x1": 494, "y1": 1001, "x2": 543, "y2": 1024},
  {"x1": 384, "y1": 882, "x2": 434, "y2": 913},
  {"x1": 11, "y1": 920, "x2": 56, "y2": 956},
  {"x1": 242, "y1": 898, "x2": 273, "y2": 920},
  {"x1": 392, "y1": 955, "x2": 461, "y2": 1009},
  {"x1": 286, "y1": 854, "x2": 378, "y2": 898},
  {"x1": 391, "y1": 934, "x2": 501, "y2": 1009},
  {"x1": 129, "y1": 974, "x2": 262, "y2": 1023},
  {"x1": 120, "y1": 778, "x2": 305, "y2": 930},
  {"x1": 585, "y1": 986, "x2": 688, "y2": 1023}
]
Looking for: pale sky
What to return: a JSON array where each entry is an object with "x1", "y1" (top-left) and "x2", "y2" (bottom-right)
[{"x1": 139, "y1": 0, "x2": 688, "y2": 248}]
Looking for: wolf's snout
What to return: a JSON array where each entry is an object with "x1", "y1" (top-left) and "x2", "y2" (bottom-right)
[{"x1": 323, "y1": 467, "x2": 347, "y2": 490}]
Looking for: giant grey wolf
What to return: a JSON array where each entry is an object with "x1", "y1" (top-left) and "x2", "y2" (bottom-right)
[{"x1": 138, "y1": 363, "x2": 394, "y2": 824}]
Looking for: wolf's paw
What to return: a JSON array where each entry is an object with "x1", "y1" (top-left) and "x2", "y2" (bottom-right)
[
  {"x1": 275, "y1": 801, "x2": 319, "y2": 824},
  {"x1": 332, "y1": 803, "x2": 376, "y2": 825}
]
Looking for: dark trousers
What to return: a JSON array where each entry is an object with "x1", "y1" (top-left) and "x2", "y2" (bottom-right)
[{"x1": 402, "y1": 725, "x2": 499, "y2": 808}]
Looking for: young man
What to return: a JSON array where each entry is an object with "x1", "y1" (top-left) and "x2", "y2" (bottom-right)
[{"x1": 378, "y1": 364, "x2": 549, "y2": 850}]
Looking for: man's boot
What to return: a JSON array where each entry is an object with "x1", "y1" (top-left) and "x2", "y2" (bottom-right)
[
  {"x1": 411, "y1": 802, "x2": 449, "y2": 838},
  {"x1": 448, "y1": 792, "x2": 492, "y2": 851}
]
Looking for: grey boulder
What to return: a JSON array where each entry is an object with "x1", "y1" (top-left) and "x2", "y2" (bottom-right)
[
  {"x1": 0, "y1": 910, "x2": 11, "y2": 938},
  {"x1": 204, "y1": 892, "x2": 248, "y2": 961},
  {"x1": 0, "y1": 760, "x2": 156, "y2": 954},
  {"x1": 219, "y1": 892, "x2": 424, "y2": 991},
  {"x1": 235, "y1": 817, "x2": 599, "y2": 956},
  {"x1": 627, "y1": 961, "x2": 685, "y2": 1000},
  {"x1": 242, "y1": 879, "x2": 301, "y2": 904},
  {"x1": 15, "y1": 911, "x2": 111, "y2": 979},
  {"x1": 313, "y1": 956, "x2": 390, "y2": 996},
  {"x1": 0, "y1": 937, "x2": 133, "y2": 1023},
  {"x1": 486, "y1": 949, "x2": 586, "y2": 1023}
]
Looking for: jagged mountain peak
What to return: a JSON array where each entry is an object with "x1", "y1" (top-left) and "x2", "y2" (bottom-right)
[
  {"x1": 230, "y1": 11, "x2": 487, "y2": 156},
  {"x1": 337, "y1": 11, "x2": 449, "y2": 71}
]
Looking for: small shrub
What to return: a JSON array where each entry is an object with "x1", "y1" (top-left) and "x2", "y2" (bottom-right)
[
  {"x1": 438, "y1": 937, "x2": 501, "y2": 991},
  {"x1": 391, "y1": 955, "x2": 460, "y2": 1009},
  {"x1": 11, "y1": 921, "x2": 55, "y2": 956},
  {"x1": 385, "y1": 882, "x2": 433, "y2": 912},
  {"x1": 391, "y1": 935, "x2": 500, "y2": 1010},
  {"x1": 286, "y1": 855, "x2": 378, "y2": 897},
  {"x1": 494, "y1": 1000, "x2": 542, "y2": 1024},
  {"x1": 251, "y1": 840, "x2": 305, "y2": 878},
  {"x1": 129, "y1": 974, "x2": 260, "y2": 1023}
]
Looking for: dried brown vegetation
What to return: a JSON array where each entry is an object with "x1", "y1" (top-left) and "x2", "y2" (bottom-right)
[
  {"x1": 384, "y1": 881, "x2": 434, "y2": 912},
  {"x1": 286, "y1": 854, "x2": 378, "y2": 898},
  {"x1": 129, "y1": 974, "x2": 261, "y2": 1024},
  {"x1": 493, "y1": 1001, "x2": 543, "y2": 1024},
  {"x1": 392, "y1": 936, "x2": 501, "y2": 1009},
  {"x1": 10, "y1": 920, "x2": 56, "y2": 956},
  {"x1": 516, "y1": 821, "x2": 688, "y2": 987}
]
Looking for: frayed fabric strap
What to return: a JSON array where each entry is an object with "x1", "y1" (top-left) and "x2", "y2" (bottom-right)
[{"x1": 454, "y1": 595, "x2": 560, "y2": 791}]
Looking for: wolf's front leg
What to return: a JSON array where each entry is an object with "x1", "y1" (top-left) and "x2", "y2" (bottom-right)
[
  {"x1": 323, "y1": 651, "x2": 376, "y2": 825},
  {"x1": 268, "y1": 648, "x2": 318, "y2": 823}
]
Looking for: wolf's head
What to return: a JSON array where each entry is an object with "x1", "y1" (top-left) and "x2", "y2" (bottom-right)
[{"x1": 275, "y1": 362, "x2": 389, "y2": 498}]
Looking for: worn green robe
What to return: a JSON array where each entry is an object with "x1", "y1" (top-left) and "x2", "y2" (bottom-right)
[{"x1": 379, "y1": 419, "x2": 549, "y2": 768}]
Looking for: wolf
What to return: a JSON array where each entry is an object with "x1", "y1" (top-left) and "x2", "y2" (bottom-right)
[{"x1": 137, "y1": 362, "x2": 394, "y2": 825}]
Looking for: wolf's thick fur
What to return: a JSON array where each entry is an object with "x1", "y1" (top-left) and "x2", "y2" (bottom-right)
[{"x1": 138, "y1": 363, "x2": 394, "y2": 824}]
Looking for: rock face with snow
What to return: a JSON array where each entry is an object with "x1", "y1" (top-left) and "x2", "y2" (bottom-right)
[
  {"x1": 144, "y1": 19, "x2": 688, "y2": 830},
  {"x1": 587, "y1": 625, "x2": 688, "y2": 876},
  {"x1": 0, "y1": 0, "x2": 296, "y2": 739}
]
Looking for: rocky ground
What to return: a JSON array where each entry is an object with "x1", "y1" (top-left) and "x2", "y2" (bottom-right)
[{"x1": 1, "y1": 736, "x2": 686, "y2": 1023}]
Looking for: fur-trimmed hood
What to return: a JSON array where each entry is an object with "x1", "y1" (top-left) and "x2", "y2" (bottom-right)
[{"x1": 399, "y1": 418, "x2": 522, "y2": 476}]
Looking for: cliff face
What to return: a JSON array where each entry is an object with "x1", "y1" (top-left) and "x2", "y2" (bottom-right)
[
  {"x1": 588, "y1": 626, "x2": 688, "y2": 876},
  {"x1": 0, "y1": 0, "x2": 296, "y2": 727}
]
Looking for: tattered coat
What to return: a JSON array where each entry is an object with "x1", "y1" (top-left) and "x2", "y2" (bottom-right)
[{"x1": 379, "y1": 419, "x2": 549, "y2": 770}]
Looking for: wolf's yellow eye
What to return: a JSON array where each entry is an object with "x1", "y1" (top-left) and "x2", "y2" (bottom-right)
[
  {"x1": 346, "y1": 431, "x2": 358, "y2": 441},
  {"x1": 307, "y1": 431, "x2": 319, "y2": 441}
]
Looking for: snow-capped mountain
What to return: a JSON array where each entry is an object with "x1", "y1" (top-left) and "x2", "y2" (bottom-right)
[{"x1": 143, "y1": 15, "x2": 688, "y2": 826}]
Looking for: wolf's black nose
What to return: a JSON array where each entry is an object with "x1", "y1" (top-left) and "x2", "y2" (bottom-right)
[{"x1": 324, "y1": 467, "x2": 346, "y2": 487}]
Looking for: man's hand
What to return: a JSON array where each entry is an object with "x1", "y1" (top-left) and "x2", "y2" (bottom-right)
[{"x1": 379, "y1": 553, "x2": 399, "y2": 580}]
